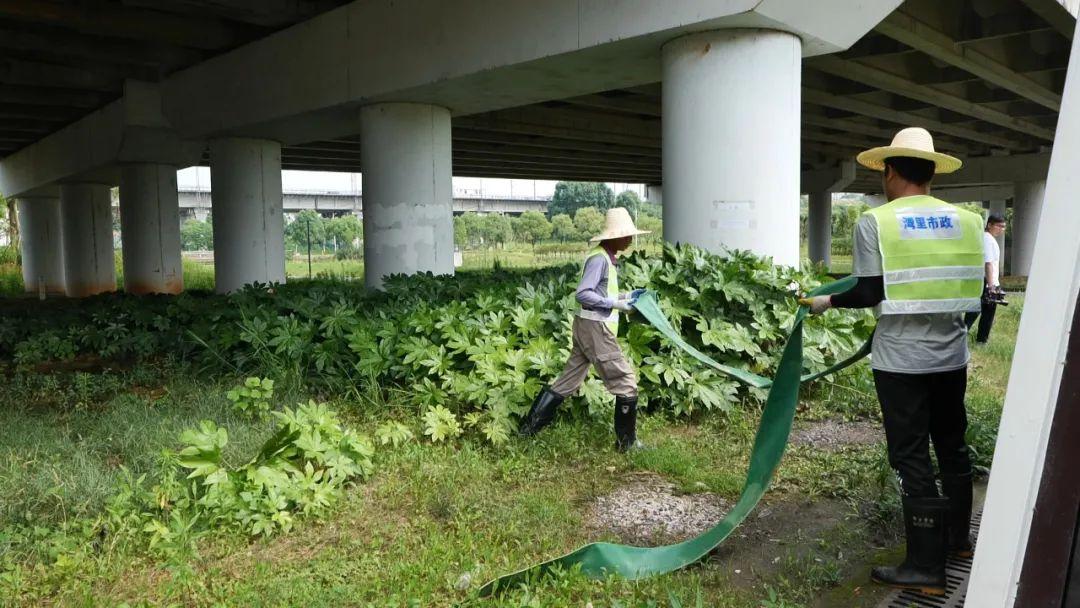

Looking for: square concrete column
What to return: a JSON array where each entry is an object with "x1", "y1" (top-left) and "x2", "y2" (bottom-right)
[
  {"x1": 662, "y1": 30, "x2": 801, "y2": 267},
  {"x1": 59, "y1": 183, "x2": 117, "y2": 297},
  {"x1": 359, "y1": 103, "x2": 453, "y2": 289},
  {"x1": 15, "y1": 196, "x2": 65, "y2": 295},
  {"x1": 1013, "y1": 180, "x2": 1046, "y2": 277},
  {"x1": 119, "y1": 164, "x2": 183, "y2": 294},
  {"x1": 209, "y1": 138, "x2": 285, "y2": 293},
  {"x1": 807, "y1": 191, "x2": 832, "y2": 267}
]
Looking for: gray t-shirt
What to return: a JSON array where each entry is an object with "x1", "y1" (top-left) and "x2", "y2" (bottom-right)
[
  {"x1": 576, "y1": 253, "x2": 616, "y2": 313},
  {"x1": 852, "y1": 214, "x2": 970, "y2": 374}
]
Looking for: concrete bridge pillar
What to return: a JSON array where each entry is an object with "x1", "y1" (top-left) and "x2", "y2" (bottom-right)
[
  {"x1": 1013, "y1": 180, "x2": 1046, "y2": 277},
  {"x1": 359, "y1": 103, "x2": 453, "y2": 289},
  {"x1": 209, "y1": 137, "x2": 285, "y2": 293},
  {"x1": 807, "y1": 191, "x2": 831, "y2": 267},
  {"x1": 15, "y1": 196, "x2": 65, "y2": 295},
  {"x1": 646, "y1": 184, "x2": 663, "y2": 205},
  {"x1": 59, "y1": 183, "x2": 116, "y2": 297},
  {"x1": 119, "y1": 163, "x2": 183, "y2": 294},
  {"x1": 662, "y1": 29, "x2": 801, "y2": 267}
]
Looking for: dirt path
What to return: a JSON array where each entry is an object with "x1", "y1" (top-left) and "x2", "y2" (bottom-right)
[{"x1": 586, "y1": 471, "x2": 862, "y2": 595}]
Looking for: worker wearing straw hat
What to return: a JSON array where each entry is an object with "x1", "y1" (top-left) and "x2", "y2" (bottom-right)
[
  {"x1": 519, "y1": 206, "x2": 650, "y2": 452},
  {"x1": 803, "y1": 127, "x2": 983, "y2": 596}
]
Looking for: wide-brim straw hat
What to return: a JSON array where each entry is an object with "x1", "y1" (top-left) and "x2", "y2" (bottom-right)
[
  {"x1": 856, "y1": 127, "x2": 962, "y2": 174},
  {"x1": 590, "y1": 207, "x2": 651, "y2": 242}
]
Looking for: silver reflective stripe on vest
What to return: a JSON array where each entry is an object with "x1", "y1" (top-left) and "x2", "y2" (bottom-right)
[
  {"x1": 883, "y1": 265, "x2": 984, "y2": 285},
  {"x1": 879, "y1": 298, "x2": 982, "y2": 315},
  {"x1": 577, "y1": 308, "x2": 618, "y2": 323}
]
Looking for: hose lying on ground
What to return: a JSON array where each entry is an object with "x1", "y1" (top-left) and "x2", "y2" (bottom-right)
[{"x1": 481, "y1": 277, "x2": 871, "y2": 595}]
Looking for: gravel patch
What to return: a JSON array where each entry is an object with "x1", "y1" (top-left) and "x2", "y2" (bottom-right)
[
  {"x1": 790, "y1": 418, "x2": 883, "y2": 451},
  {"x1": 586, "y1": 473, "x2": 729, "y2": 545}
]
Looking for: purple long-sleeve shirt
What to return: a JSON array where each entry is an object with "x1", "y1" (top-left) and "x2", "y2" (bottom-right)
[{"x1": 576, "y1": 251, "x2": 618, "y2": 313}]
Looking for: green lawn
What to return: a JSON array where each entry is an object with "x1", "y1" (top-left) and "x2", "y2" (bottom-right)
[{"x1": 0, "y1": 286, "x2": 1021, "y2": 606}]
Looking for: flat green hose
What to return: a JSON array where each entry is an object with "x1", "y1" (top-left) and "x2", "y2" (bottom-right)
[{"x1": 481, "y1": 277, "x2": 870, "y2": 595}]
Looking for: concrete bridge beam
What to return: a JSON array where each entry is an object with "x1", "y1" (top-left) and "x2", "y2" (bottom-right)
[
  {"x1": 209, "y1": 138, "x2": 286, "y2": 293},
  {"x1": 119, "y1": 163, "x2": 183, "y2": 294},
  {"x1": 662, "y1": 29, "x2": 801, "y2": 267},
  {"x1": 15, "y1": 196, "x2": 65, "y2": 296},
  {"x1": 360, "y1": 103, "x2": 453, "y2": 289},
  {"x1": 59, "y1": 183, "x2": 116, "y2": 297}
]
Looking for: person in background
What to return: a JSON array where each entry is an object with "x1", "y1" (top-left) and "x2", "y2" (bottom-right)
[
  {"x1": 802, "y1": 127, "x2": 983, "y2": 597},
  {"x1": 518, "y1": 207, "x2": 649, "y2": 452},
  {"x1": 964, "y1": 214, "x2": 1007, "y2": 344}
]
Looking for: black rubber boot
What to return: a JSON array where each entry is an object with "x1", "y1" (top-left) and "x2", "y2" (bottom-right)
[
  {"x1": 614, "y1": 394, "x2": 639, "y2": 452},
  {"x1": 518, "y1": 387, "x2": 564, "y2": 437},
  {"x1": 871, "y1": 496, "x2": 949, "y2": 596},
  {"x1": 942, "y1": 473, "x2": 975, "y2": 557}
]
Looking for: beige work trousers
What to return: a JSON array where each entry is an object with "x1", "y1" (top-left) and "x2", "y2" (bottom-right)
[{"x1": 549, "y1": 316, "x2": 637, "y2": 398}]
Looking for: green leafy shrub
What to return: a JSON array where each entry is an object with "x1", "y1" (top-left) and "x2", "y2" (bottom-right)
[
  {"x1": 112, "y1": 400, "x2": 377, "y2": 543},
  {"x1": 226, "y1": 377, "x2": 274, "y2": 419},
  {"x1": 0, "y1": 245, "x2": 19, "y2": 265},
  {"x1": 375, "y1": 421, "x2": 415, "y2": 447},
  {"x1": 0, "y1": 245, "x2": 872, "y2": 445},
  {"x1": 177, "y1": 401, "x2": 374, "y2": 537}
]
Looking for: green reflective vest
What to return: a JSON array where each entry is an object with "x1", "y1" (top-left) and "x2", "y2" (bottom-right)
[
  {"x1": 866, "y1": 195, "x2": 984, "y2": 315},
  {"x1": 577, "y1": 247, "x2": 619, "y2": 332}
]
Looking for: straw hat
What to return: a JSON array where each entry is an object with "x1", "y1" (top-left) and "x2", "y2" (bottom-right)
[
  {"x1": 856, "y1": 127, "x2": 962, "y2": 174},
  {"x1": 590, "y1": 207, "x2": 651, "y2": 242}
]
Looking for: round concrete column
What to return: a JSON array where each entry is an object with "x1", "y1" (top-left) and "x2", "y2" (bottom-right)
[
  {"x1": 59, "y1": 183, "x2": 117, "y2": 297},
  {"x1": 662, "y1": 29, "x2": 801, "y2": 267},
  {"x1": 1012, "y1": 180, "x2": 1046, "y2": 277},
  {"x1": 15, "y1": 197, "x2": 65, "y2": 295},
  {"x1": 646, "y1": 184, "x2": 663, "y2": 205},
  {"x1": 807, "y1": 191, "x2": 831, "y2": 267},
  {"x1": 209, "y1": 138, "x2": 285, "y2": 293},
  {"x1": 988, "y1": 198, "x2": 1007, "y2": 274},
  {"x1": 359, "y1": 103, "x2": 453, "y2": 289},
  {"x1": 119, "y1": 164, "x2": 183, "y2": 294}
]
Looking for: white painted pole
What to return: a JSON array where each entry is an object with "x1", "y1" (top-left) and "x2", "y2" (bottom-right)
[
  {"x1": 15, "y1": 196, "x2": 65, "y2": 295},
  {"x1": 59, "y1": 183, "x2": 116, "y2": 297},
  {"x1": 359, "y1": 103, "x2": 454, "y2": 289},
  {"x1": 967, "y1": 14, "x2": 1080, "y2": 606},
  {"x1": 209, "y1": 138, "x2": 286, "y2": 294},
  {"x1": 662, "y1": 29, "x2": 801, "y2": 267},
  {"x1": 119, "y1": 163, "x2": 183, "y2": 294},
  {"x1": 807, "y1": 191, "x2": 832, "y2": 267}
]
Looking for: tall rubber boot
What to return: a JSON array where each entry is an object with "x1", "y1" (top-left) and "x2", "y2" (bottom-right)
[
  {"x1": 518, "y1": 387, "x2": 564, "y2": 437},
  {"x1": 942, "y1": 473, "x2": 974, "y2": 557},
  {"x1": 871, "y1": 496, "x2": 949, "y2": 596},
  {"x1": 614, "y1": 394, "x2": 639, "y2": 452}
]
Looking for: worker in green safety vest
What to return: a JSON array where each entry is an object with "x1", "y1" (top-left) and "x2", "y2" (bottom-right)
[
  {"x1": 803, "y1": 127, "x2": 983, "y2": 597},
  {"x1": 519, "y1": 207, "x2": 651, "y2": 451}
]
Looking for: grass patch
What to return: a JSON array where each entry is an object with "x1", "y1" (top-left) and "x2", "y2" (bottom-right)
[{"x1": 0, "y1": 287, "x2": 1020, "y2": 606}]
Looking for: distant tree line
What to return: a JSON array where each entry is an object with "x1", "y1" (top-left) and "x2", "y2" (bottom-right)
[
  {"x1": 454, "y1": 180, "x2": 662, "y2": 250},
  {"x1": 180, "y1": 211, "x2": 364, "y2": 260},
  {"x1": 180, "y1": 181, "x2": 665, "y2": 256}
]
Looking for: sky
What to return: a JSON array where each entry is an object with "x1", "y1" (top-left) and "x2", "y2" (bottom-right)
[{"x1": 176, "y1": 167, "x2": 645, "y2": 200}]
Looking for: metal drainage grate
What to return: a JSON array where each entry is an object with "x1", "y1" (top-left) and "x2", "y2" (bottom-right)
[{"x1": 879, "y1": 508, "x2": 983, "y2": 608}]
